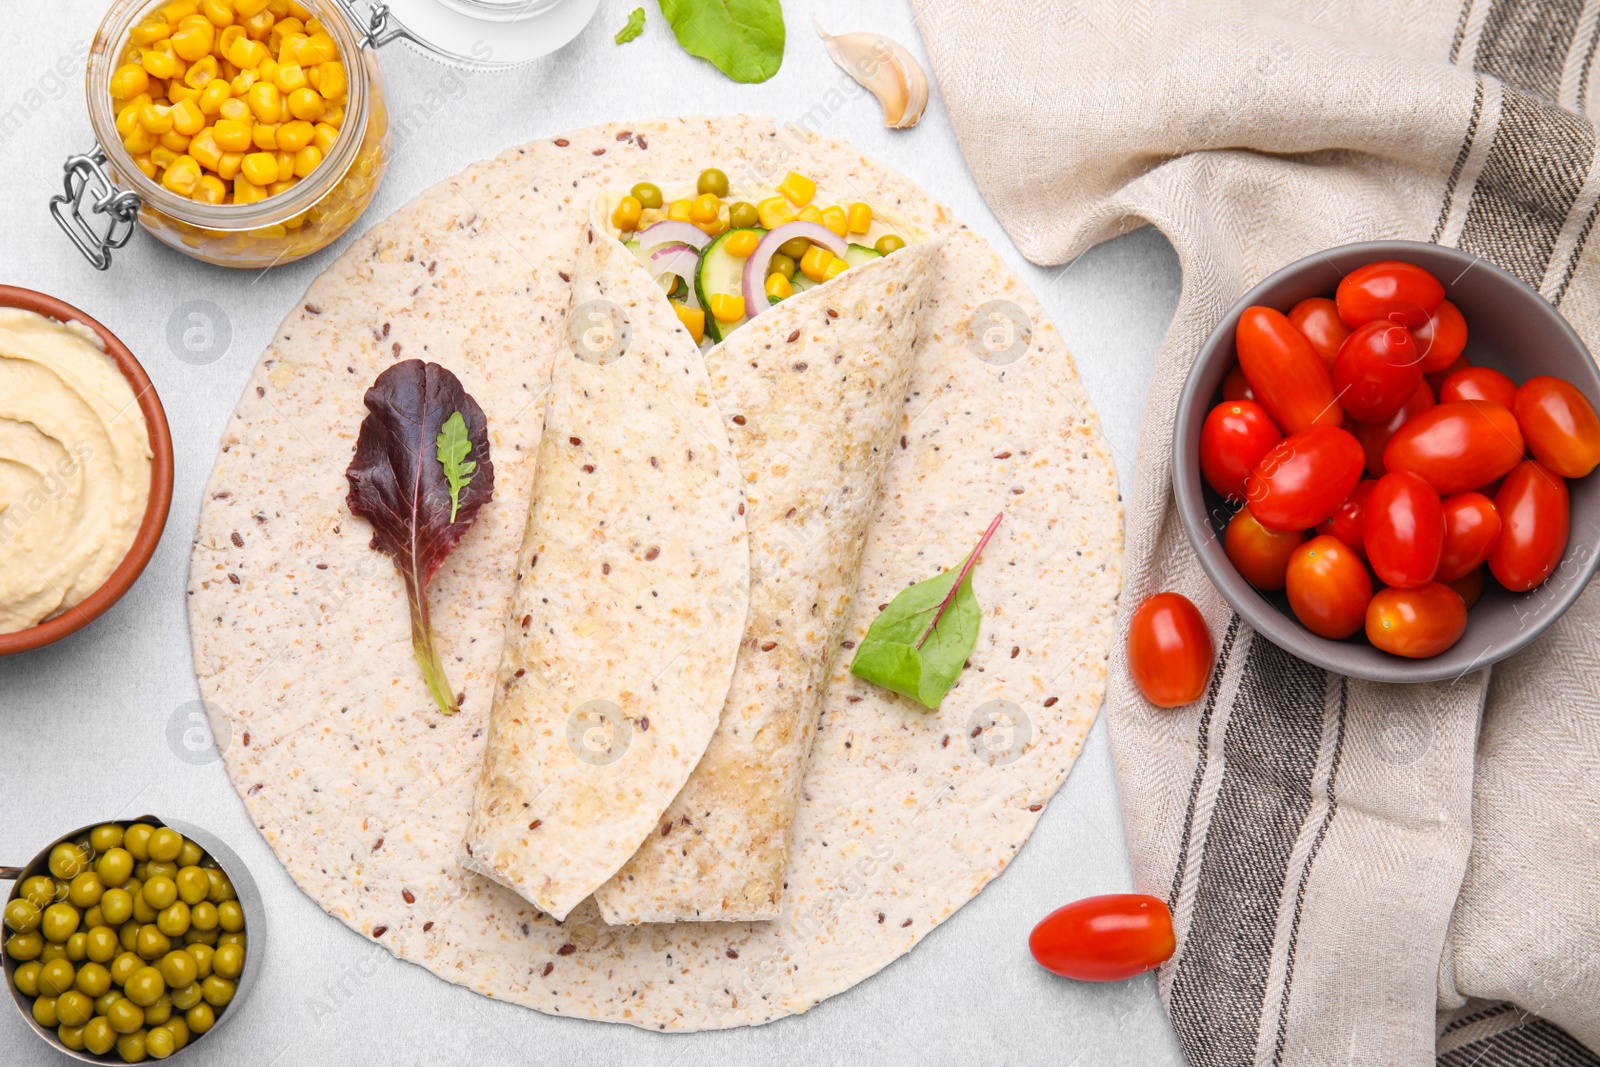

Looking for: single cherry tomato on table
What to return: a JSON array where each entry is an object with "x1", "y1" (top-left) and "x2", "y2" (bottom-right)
[
  {"x1": 1235, "y1": 306, "x2": 1343, "y2": 435},
  {"x1": 1285, "y1": 534, "x2": 1373, "y2": 639},
  {"x1": 1334, "y1": 321, "x2": 1424, "y2": 422},
  {"x1": 1383, "y1": 400, "x2": 1525, "y2": 495},
  {"x1": 1246, "y1": 426, "x2": 1364, "y2": 531},
  {"x1": 1488, "y1": 461, "x2": 1570, "y2": 592},
  {"x1": 1350, "y1": 379, "x2": 1434, "y2": 477},
  {"x1": 1436, "y1": 492, "x2": 1501, "y2": 583},
  {"x1": 1127, "y1": 593, "x2": 1213, "y2": 708},
  {"x1": 1448, "y1": 566, "x2": 1486, "y2": 608},
  {"x1": 1335, "y1": 260, "x2": 1445, "y2": 329},
  {"x1": 1029, "y1": 894, "x2": 1175, "y2": 982},
  {"x1": 1424, "y1": 351, "x2": 1472, "y2": 394},
  {"x1": 1222, "y1": 364, "x2": 1255, "y2": 402},
  {"x1": 1363, "y1": 471, "x2": 1444, "y2": 589},
  {"x1": 1200, "y1": 399, "x2": 1283, "y2": 502},
  {"x1": 1513, "y1": 376, "x2": 1600, "y2": 478},
  {"x1": 1288, "y1": 296, "x2": 1350, "y2": 370},
  {"x1": 1440, "y1": 366, "x2": 1517, "y2": 409},
  {"x1": 1226, "y1": 506, "x2": 1305, "y2": 590},
  {"x1": 1365, "y1": 582, "x2": 1468, "y2": 658},
  {"x1": 1317, "y1": 478, "x2": 1376, "y2": 559},
  {"x1": 1411, "y1": 299, "x2": 1468, "y2": 372}
]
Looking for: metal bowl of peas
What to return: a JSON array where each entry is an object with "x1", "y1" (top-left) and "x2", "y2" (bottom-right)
[{"x1": 2, "y1": 817, "x2": 264, "y2": 1062}]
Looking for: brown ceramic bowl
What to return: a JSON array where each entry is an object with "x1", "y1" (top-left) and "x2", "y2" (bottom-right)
[
  {"x1": 0, "y1": 285, "x2": 172, "y2": 655},
  {"x1": 1174, "y1": 241, "x2": 1600, "y2": 683}
]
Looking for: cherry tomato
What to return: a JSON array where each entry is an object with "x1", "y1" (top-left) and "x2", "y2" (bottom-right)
[
  {"x1": 1335, "y1": 260, "x2": 1445, "y2": 329},
  {"x1": 1351, "y1": 379, "x2": 1434, "y2": 477},
  {"x1": 1235, "y1": 306, "x2": 1343, "y2": 435},
  {"x1": 1436, "y1": 492, "x2": 1501, "y2": 583},
  {"x1": 1222, "y1": 364, "x2": 1255, "y2": 402},
  {"x1": 1245, "y1": 426, "x2": 1364, "y2": 531},
  {"x1": 1424, "y1": 351, "x2": 1472, "y2": 394},
  {"x1": 1029, "y1": 895, "x2": 1175, "y2": 982},
  {"x1": 1513, "y1": 376, "x2": 1600, "y2": 478},
  {"x1": 1363, "y1": 471, "x2": 1444, "y2": 588},
  {"x1": 1288, "y1": 296, "x2": 1350, "y2": 370},
  {"x1": 1411, "y1": 299, "x2": 1468, "y2": 372},
  {"x1": 1440, "y1": 366, "x2": 1516, "y2": 409},
  {"x1": 1225, "y1": 506, "x2": 1305, "y2": 590},
  {"x1": 1365, "y1": 582, "x2": 1467, "y2": 658},
  {"x1": 1200, "y1": 400, "x2": 1283, "y2": 502},
  {"x1": 1334, "y1": 321, "x2": 1424, "y2": 422},
  {"x1": 1382, "y1": 400, "x2": 1525, "y2": 495},
  {"x1": 1127, "y1": 593, "x2": 1213, "y2": 708},
  {"x1": 1286, "y1": 534, "x2": 1373, "y2": 639},
  {"x1": 1488, "y1": 461, "x2": 1570, "y2": 592},
  {"x1": 1317, "y1": 478, "x2": 1375, "y2": 559},
  {"x1": 1448, "y1": 566, "x2": 1485, "y2": 608}
]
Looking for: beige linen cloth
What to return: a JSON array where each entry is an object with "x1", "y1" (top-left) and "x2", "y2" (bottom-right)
[{"x1": 916, "y1": 1, "x2": 1600, "y2": 1064}]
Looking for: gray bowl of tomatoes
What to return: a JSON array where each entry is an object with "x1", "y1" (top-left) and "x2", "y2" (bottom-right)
[{"x1": 1174, "y1": 240, "x2": 1600, "y2": 684}]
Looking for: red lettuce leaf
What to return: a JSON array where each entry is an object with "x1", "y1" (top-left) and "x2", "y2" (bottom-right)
[{"x1": 345, "y1": 360, "x2": 494, "y2": 714}]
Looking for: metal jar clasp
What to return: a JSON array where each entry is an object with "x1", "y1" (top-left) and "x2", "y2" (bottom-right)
[{"x1": 50, "y1": 146, "x2": 142, "y2": 272}]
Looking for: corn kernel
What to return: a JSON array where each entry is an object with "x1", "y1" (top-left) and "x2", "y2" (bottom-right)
[
  {"x1": 797, "y1": 205, "x2": 823, "y2": 225},
  {"x1": 285, "y1": 87, "x2": 323, "y2": 121},
  {"x1": 125, "y1": 126, "x2": 158, "y2": 154},
  {"x1": 234, "y1": 0, "x2": 270, "y2": 17},
  {"x1": 689, "y1": 193, "x2": 721, "y2": 225},
  {"x1": 258, "y1": 56, "x2": 280, "y2": 85},
  {"x1": 233, "y1": 175, "x2": 267, "y2": 202},
  {"x1": 320, "y1": 104, "x2": 342, "y2": 128},
  {"x1": 137, "y1": 102, "x2": 175, "y2": 134},
  {"x1": 229, "y1": 69, "x2": 258, "y2": 96},
  {"x1": 193, "y1": 173, "x2": 227, "y2": 203},
  {"x1": 217, "y1": 24, "x2": 246, "y2": 57},
  {"x1": 241, "y1": 150, "x2": 277, "y2": 185},
  {"x1": 218, "y1": 96, "x2": 250, "y2": 122},
  {"x1": 673, "y1": 303, "x2": 705, "y2": 344},
  {"x1": 170, "y1": 98, "x2": 206, "y2": 135},
  {"x1": 287, "y1": 1, "x2": 311, "y2": 18},
  {"x1": 696, "y1": 214, "x2": 729, "y2": 238},
  {"x1": 132, "y1": 153, "x2": 158, "y2": 179},
  {"x1": 202, "y1": 0, "x2": 234, "y2": 27},
  {"x1": 291, "y1": 144, "x2": 320, "y2": 177},
  {"x1": 315, "y1": 60, "x2": 346, "y2": 101},
  {"x1": 168, "y1": 82, "x2": 200, "y2": 104},
  {"x1": 310, "y1": 122, "x2": 338, "y2": 152},
  {"x1": 824, "y1": 257, "x2": 848, "y2": 281},
  {"x1": 242, "y1": 10, "x2": 275, "y2": 40},
  {"x1": 217, "y1": 151, "x2": 244, "y2": 179},
  {"x1": 267, "y1": 178, "x2": 298, "y2": 197},
  {"x1": 251, "y1": 122, "x2": 279, "y2": 150},
  {"x1": 610, "y1": 195, "x2": 642, "y2": 232},
  {"x1": 757, "y1": 196, "x2": 796, "y2": 229},
  {"x1": 276, "y1": 33, "x2": 307, "y2": 65},
  {"x1": 295, "y1": 31, "x2": 336, "y2": 64},
  {"x1": 150, "y1": 144, "x2": 179, "y2": 170},
  {"x1": 130, "y1": 17, "x2": 171, "y2": 46},
  {"x1": 225, "y1": 35, "x2": 267, "y2": 69},
  {"x1": 162, "y1": 155, "x2": 202, "y2": 195},
  {"x1": 272, "y1": 62, "x2": 306, "y2": 93},
  {"x1": 188, "y1": 128, "x2": 223, "y2": 169},
  {"x1": 777, "y1": 171, "x2": 816, "y2": 207},
  {"x1": 171, "y1": 17, "x2": 215, "y2": 61},
  {"x1": 846, "y1": 203, "x2": 872, "y2": 234},
  {"x1": 159, "y1": 0, "x2": 200, "y2": 20},
  {"x1": 272, "y1": 118, "x2": 311, "y2": 151},
  {"x1": 211, "y1": 117, "x2": 252, "y2": 151},
  {"x1": 799, "y1": 244, "x2": 834, "y2": 283},
  {"x1": 666, "y1": 199, "x2": 693, "y2": 223},
  {"x1": 764, "y1": 272, "x2": 793, "y2": 301},
  {"x1": 196, "y1": 79, "x2": 231, "y2": 114},
  {"x1": 820, "y1": 205, "x2": 848, "y2": 237},
  {"x1": 304, "y1": 15, "x2": 322, "y2": 32},
  {"x1": 183, "y1": 54, "x2": 218, "y2": 88},
  {"x1": 709, "y1": 293, "x2": 745, "y2": 323},
  {"x1": 111, "y1": 64, "x2": 151, "y2": 99},
  {"x1": 116, "y1": 104, "x2": 143, "y2": 139},
  {"x1": 159, "y1": 129, "x2": 192, "y2": 152},
  {"x1": 724, "y1": 230, "x2": 760, "y2": 258},
  {"x1": 247, "y1": 82, "x2": 282, "y2": 122},
  {"x1": 275, "y1": 150, "x2": 295, "y2": 181},
  {"x1": 268, "y1": 16, "x2": 303, "y2": 50},
  {"x1": 142, "y1": 46, "x2": 184, "y2": 80}
]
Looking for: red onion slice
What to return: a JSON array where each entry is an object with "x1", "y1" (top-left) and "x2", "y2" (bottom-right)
[
  {"x1": 650, "y1": 242, "x2": 701, "y2": 282},
  {"x1": 741, "y1": 222, "x2": 849, "y2": 318},
  {"x1": 635, "y1": 220, "x2": 712, "y2": 252}
]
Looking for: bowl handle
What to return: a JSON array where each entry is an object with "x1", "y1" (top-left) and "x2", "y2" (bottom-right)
[
  {"x1": 49, "y1": 146, "x2": 141, "y2": 272},
  {"x1": 0, "y1": 867, "x2": 23, "y2": 882}
]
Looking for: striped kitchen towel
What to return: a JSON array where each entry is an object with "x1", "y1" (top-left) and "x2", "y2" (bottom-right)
[{"x1": 916, "y1": 0, "x2": 1600, "y2": 1064}]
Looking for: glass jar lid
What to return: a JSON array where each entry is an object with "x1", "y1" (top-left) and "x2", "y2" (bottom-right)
[{"x1": 352, "y1": 0, "x2": 600, "y2": 68}]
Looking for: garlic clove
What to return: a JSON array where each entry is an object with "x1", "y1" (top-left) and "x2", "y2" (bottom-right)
[{"x1": 814, "y1": 18, "x2": 929, "y2": 129}]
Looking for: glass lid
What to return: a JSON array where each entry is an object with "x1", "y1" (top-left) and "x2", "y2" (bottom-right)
[{"x1": 343, "y1": 0, "x2": 600, "y2": 68}]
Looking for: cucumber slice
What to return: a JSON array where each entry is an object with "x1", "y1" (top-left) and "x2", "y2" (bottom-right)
[
  {"x1": 695, "y1": 228, "x2": 764, "y2": 343},
  {"x1": 844, "y1": 243, "x2": 883, "y2": 268},
  {"x1": 790, "y1": 273, "x2": 817, "y2": 295},
  {"x1": 627, "y1": 238, "x2": 691, "y2": 299}
]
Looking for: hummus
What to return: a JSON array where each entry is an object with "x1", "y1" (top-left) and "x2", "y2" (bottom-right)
[{"x1": 0, "y1": 308, "x2": 151, "y2": 634}]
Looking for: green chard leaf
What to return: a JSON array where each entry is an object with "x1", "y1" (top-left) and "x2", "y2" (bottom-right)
[
  {"x1": 436, "y1": 411, "x2": 477, "y2": 524},
  {"x1": 849, "y1": 513, "x2": 1003, "y2": 710},
  {"x1": 658, "y1": 0, "x2": 786, "y2": 84},
  {"x1": 615, "y1": 7, "x2": 646, "y2": 43}
]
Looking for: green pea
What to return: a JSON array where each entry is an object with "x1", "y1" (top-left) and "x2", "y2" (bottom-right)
[
  {"x1": 204, "y1": 870, "x2": 234, "y2": 904},
  {"x1": 170, "y1": 981, "x2": 203, "y2": 1011},
  {"x1": 41, "y1": 903, "x2": 81, "y2": 943},
  {"x1": 58, "y1": 1021, "x2": 88, "y2": 1051},
  {"x1": 186, "y1": 943, "x2": 214, "y2": 979},
  {"x1": 189, "y1": 902, "x2": 218, "y2": 932},
  {"x1": 160, "y1": 950, "x2": 197, "y2": 988},
  {"x1": 96, "y1": 990, "x2": 123, "y2": 1015},
  {"x1": 146, "y1": 829, "x2": 183, "y2": 864},
  {"x1": 696, "y1": 168, "x2": 729, "y2": 197},
  {"x1": 97, "y1": 847, "x2": 134, "y2": 886},
  {"x1": 56, "y1": 989, "x2": 94, "y2": 1027},
  {"x1": 174, "y1": 868, "x2": 209, "y2": 907},
  {"x1": 39, "y1": 956, "x2": 76, "y2": 996},
  {"x1": 166, "y1": 1017, "x2": 190, "y2": 1050},
  {"x1": 183, "y1": 928, "x2": 217, "y2": 947},
  {"x1": 778, "y1": 237, "x2": 811, "y2": 260},
  {"x1": 7, "y1": 931, "x2": 43, "y2": 961},
  {"x1": 630, "y1": 182, "x2": 663, "y2": 210},
  {"x1": 123, "y1": 824, "x2": 155, "y2": 862},
  {"x1": 19, "y1": 876, "x2": 56, "y2": 908},
  {"x1": 48, "y1": 843, "x2": 88, "y2": 880},
  {"x1": 177, "y1": 840, "x2": 204, "y2": 868},
  {"x1": 76, "y1": 960, "x2": 112, "y2": 997},
  {"x1": 66, "y1": 932, "x2": 88, "y2": 961},
  {"x1": 145, "y1": 861, "x2": 178, "y2": 881},
  {"x1": 200, "y1": 975, "x2": 235, "y2": 1007},
  {"x1": 875, "y1": 234, "x2": 906, "y2": 255},
  {"x1": 120, "y1": 922, "x2": 141, "y2": 953},
  {"x1": 216, "y1": 901, "x2": 244, "y2": 933},
  {"x1": 84, "y1": 1016, "x2": 116, "y2": 1054},
  {"x1": 5, "y1": 899, "x2": 40, "y2": 933},
  {"x1": 86, "y1": 925, "x2": 119, "y2": 963},
  {"x1": 101, "y1": 889, "x2": 134, "y2": 927},
  {"x1": 136, "y1": 925, "x2": 171, "y2": 961},
  {"x1": 144, "y1": 992, "x2": 173, "y2": 1026},
  {"x1": 728, "y1": 201, "x2": 759, "y2": 230},
  {"x1": 125, "y1": 966, "x2": 166, "y2": 1007},
  {"x1": 133, "y1": 893, "x2": 158, "y2": 925},
  {"x1": 40, "y1": 941, "x2": 68, "y2": 963},
  {"x1": 157, "y1": 902, "x2": 190, "y2": 938},
  {"x1": 767, "y1": 252, "x2": 796, "y2": 280},
  {"x1": 212, "y1": 943, "x2": 244, "y2": 980},
  {"x1": 145, "y1": 1024, "x2": 176, "y2": 1058},
  {"x1": 186, "y1": 1002, "x2": 214, "y2": 1033},
  {"x1": 114, "y1": 1030, "x2": 147, "y2": 1060},
  {"x1": 110, "y1": 950, "x2": 142, "y2": 986},
  {"x1": 69, "y1": 872, "x2": 104, "y2": 909},
  {"x1": 32, "y1": 994, "x2": 59, "y2": 1028},
  {"x1": 89, "y1": 824, "x2": 125, "y2": 854},
  {"x1": 13, "y1": 960, "x2": 42, "y2": 996}
]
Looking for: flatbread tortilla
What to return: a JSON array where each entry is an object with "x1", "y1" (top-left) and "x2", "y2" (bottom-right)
[
  {"x1": 188, "y1": 117, "x2": 1122, "y2": 1030},
  {"x1": 456, "y1": 230, "x2": 750, "y2": 920}
]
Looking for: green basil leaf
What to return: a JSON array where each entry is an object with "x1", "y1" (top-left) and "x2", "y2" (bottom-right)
[
  {"x1": 657, "y1": 0, "x2": 785, "y2": 84},
  {"x1": 435, "y1": 411, "x2": 477, "y2": 524},
  {"x1": 615, "y1": 7, "x2": 646, "y2": 44}
]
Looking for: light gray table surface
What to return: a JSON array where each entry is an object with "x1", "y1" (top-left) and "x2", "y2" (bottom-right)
[{"x1": 1, "y1": 2, "x2": 1185, "y2": 1063}]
